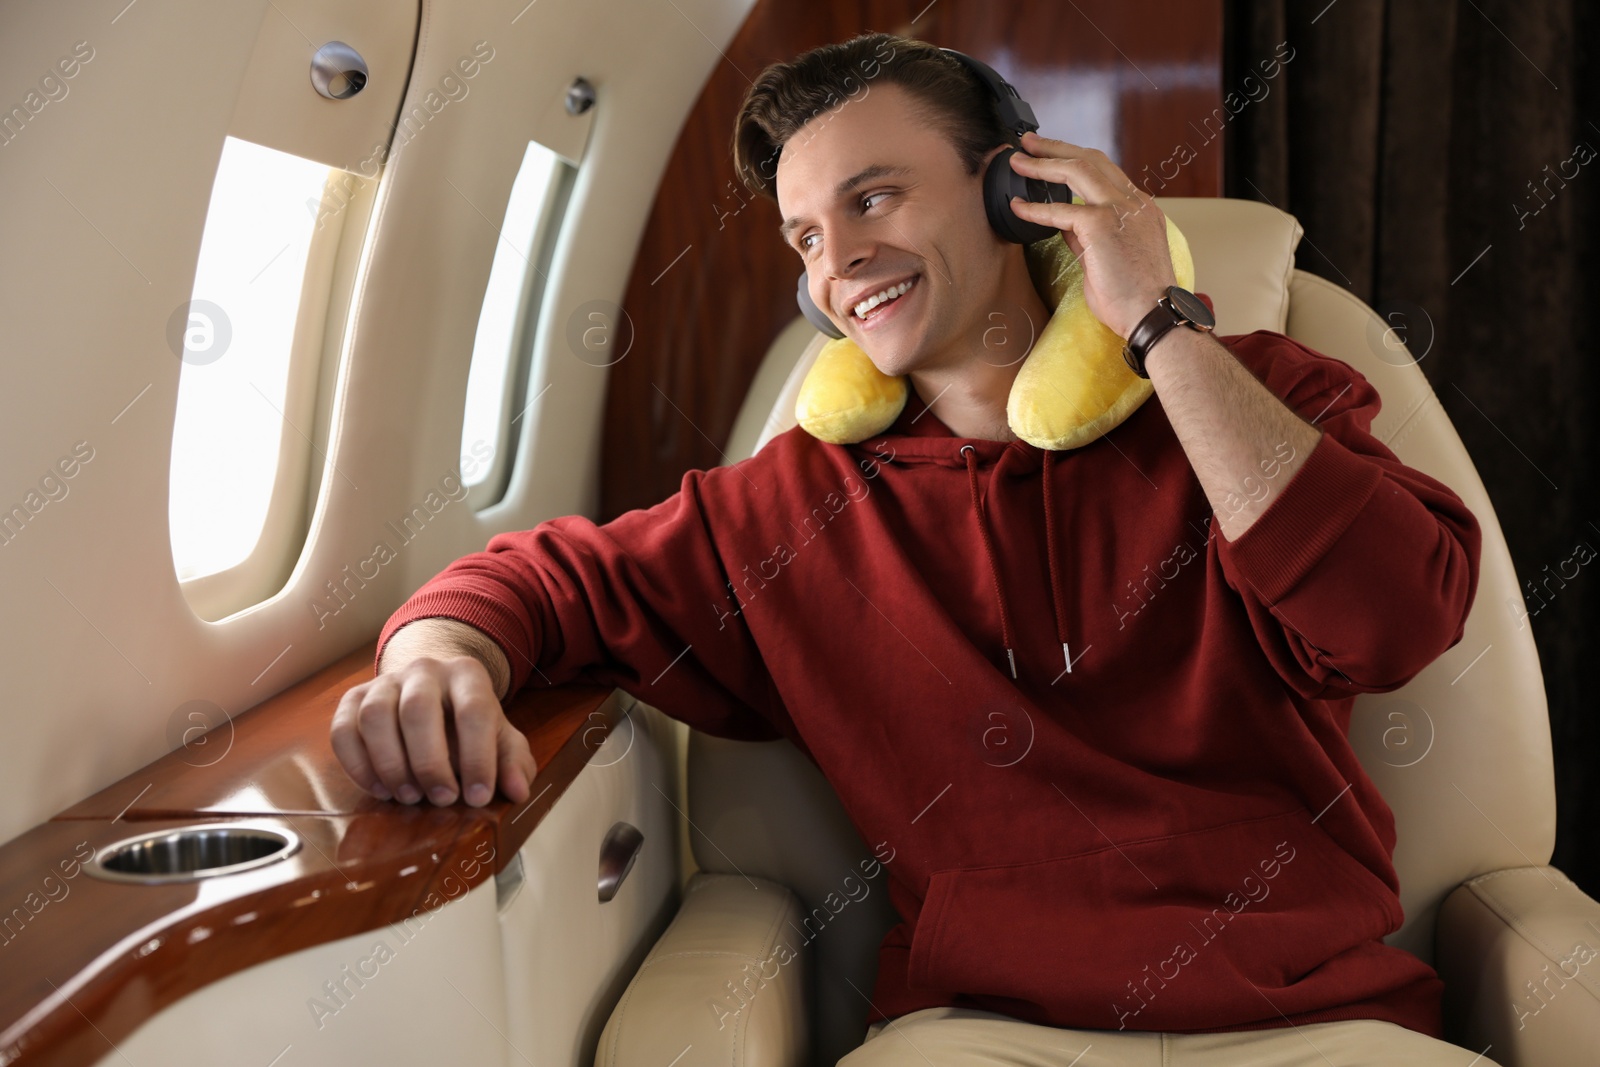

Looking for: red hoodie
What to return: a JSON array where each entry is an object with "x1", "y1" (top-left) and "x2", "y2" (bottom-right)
[{"x1": 375, "y1": 328, "x2": 1481, "y2": 1038}]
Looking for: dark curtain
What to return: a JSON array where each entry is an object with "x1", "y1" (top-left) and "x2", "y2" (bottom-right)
[{"x1": 1226, "y1": 0, "x2": 1599, "y2": 896}]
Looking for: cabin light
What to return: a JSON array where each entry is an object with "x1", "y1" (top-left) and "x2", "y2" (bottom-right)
[
  {"x1": 565, "y1": 76, "x2": 595, "y2": 116},
  {"x1": 310, "y1": 42, "x2": 368, "y2": 100}
]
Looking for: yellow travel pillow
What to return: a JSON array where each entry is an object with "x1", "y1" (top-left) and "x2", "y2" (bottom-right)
[{"x1": 794, "y1": 209, "x2": 1196, "y2": 451}]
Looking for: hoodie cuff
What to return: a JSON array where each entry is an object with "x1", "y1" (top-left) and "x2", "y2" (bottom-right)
[
  {"x1": 374, "y1": 588, "x2": 540, "y2": 694},
  {"x1": 1214, "y1": 429, "x2": 1385, "y2": 604}
]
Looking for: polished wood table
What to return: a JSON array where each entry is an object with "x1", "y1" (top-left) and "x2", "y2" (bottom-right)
[{"x1": 0, "y1": 641, "x2": 627, "y2": 1067}]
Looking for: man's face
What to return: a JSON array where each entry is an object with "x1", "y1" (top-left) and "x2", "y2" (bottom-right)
[{"x1": 775, "y1": 82, "x2": 1011, "y2": 377}]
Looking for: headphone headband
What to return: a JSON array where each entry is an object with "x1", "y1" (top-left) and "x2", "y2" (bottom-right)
[{"x1": 938, "y1": 48, "x2": 1039, "y2": 141}]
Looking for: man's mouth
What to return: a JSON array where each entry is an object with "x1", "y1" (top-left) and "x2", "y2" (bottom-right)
[{"x1": 851, "y1": 274, "x2": 919, "y2": 324}]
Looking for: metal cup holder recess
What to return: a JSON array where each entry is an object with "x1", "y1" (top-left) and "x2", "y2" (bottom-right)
[{"x1": 84, "y1": 822, "x2": 302, "y2": 885}]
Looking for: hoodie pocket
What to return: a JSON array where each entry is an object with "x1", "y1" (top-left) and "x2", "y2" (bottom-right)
[{"x1": 906, "y1": 805, "x2": 1399, "y2": 1029}]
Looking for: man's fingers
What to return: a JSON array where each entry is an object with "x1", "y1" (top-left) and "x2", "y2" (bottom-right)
[
  {"x1": 1014, "y1": 133, "x2": 1144, "y2": 205},
  {"x1": 333, "y1": 652, "x2": 520, "y2": 808},
  {"x1": 331, "y1": 684, "x2": 388, "y2": 799},
  {"x1": 355, "y1": 676, "x2": 424, "y2": 802},
  {"x1": 450, "y1": 662, "x2": 504, "y2": 806},
  {"x1": 496, "y1": 724, "x2": 537, "y2": 805},
  {"x1": 397, "y1": 669, "x2": 459, "y2": 804}
]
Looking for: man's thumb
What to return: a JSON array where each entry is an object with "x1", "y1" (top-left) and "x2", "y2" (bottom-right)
[{"x1": 496, "y1": 726, "x2": 534, "y2": 803}]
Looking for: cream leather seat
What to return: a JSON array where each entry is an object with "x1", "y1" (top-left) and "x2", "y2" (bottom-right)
[{"x1": 595, "y1": 198, "x2": 1600, "y2": 1066}]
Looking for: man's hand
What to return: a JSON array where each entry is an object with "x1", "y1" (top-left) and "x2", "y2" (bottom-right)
[
  {"x1": 331, "y1": 618, "x2": 534, "y2": 807},
  {"x1": 1005, "y1": 131, "x2": 1178, "y2": 340}
]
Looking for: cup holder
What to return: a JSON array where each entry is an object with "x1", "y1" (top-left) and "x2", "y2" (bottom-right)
[{"x1": 85, "y1": 823, "x2": 302, "y2": 884}]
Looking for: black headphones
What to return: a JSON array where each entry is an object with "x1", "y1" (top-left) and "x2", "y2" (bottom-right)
[{"x1": 794, "y1": 47, "x2": 1074, "y2": 340}]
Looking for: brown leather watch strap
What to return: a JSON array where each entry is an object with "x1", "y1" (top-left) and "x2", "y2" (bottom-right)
[{"x1": 1122, "y1": 293, "x2": 1184, "y2": 378}]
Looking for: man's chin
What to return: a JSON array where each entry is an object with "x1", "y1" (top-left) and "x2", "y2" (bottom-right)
[{"x1": 860, "y1": 341, "x2": 919, "y2": 379}]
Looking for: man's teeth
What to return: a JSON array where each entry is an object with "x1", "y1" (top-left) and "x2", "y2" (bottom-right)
[{"x1": 854, "y1": 277, "x2": 916, "y2": 319}]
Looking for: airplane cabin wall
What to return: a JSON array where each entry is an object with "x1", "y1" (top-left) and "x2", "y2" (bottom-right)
[{"x1": 0, "y1": 0, "x2": 758, "y2": 848}]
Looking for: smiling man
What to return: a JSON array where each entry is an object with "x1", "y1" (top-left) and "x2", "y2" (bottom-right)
[
  {"x1": 775, "y1": 86, "x2": 1050, "y2": 442},
  {"x1": 333, "y1": 32, "x2": 1489, "y2": 1067}
]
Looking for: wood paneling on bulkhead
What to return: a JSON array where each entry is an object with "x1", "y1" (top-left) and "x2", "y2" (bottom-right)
[{"x1": 601, "y1": 0, "x2": 1225, "y2": 519}]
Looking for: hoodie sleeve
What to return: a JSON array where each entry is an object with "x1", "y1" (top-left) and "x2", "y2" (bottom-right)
[
  {"x1": 373, "y1": 463, "x2": 787, "y2": 743},
  {"x1": 1211, "y1": 332, "x2": 1483, "y2": 699}
]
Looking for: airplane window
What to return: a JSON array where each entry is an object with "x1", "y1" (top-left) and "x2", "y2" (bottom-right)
[
  {"x1": 168, "y1": 136, "x2": 334, "y2": 581},
  {"x1": 460, "y1": 139, "x2": 571, "y2": 502}
]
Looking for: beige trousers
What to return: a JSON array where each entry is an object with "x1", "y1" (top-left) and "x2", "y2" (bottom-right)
[{"x1": 842, "y1": 1007, "x2": 1501, "y2": 1067}]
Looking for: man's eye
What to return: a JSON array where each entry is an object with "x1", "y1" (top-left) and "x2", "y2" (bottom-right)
[{"x1": 796, "y1": 192, "x2": 891, "y2": 253}]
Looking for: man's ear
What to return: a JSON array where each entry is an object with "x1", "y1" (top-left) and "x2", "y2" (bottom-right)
[{"x1": 981, "y1": 142, "x2": 1015, "y2": 168}]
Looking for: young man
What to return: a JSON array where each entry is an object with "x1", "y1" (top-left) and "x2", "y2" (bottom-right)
[{"x1": 332, "y1": 34, "x2": 1490, "y2": 1063}]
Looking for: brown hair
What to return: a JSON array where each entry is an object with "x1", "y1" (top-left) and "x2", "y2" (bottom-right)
[{"x1": 731, "y1": 33, "x2": 1011, "y2": 205}]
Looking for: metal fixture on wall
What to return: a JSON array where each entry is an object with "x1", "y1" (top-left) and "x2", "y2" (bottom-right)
[{"x1": 310, "y1": 41, "x2": 368, "y2": 99}]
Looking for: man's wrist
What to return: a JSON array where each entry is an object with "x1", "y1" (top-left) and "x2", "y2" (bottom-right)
[
  {"x1": 1115, "y1": 286, "x2": 1173, "y2": 342},
  {"x1": 379, "y1": 617, "x2": 513, "y2": 700},
  {"x1": 1139, "y1": 320, "x2": 1185, "y2": 373},
  {"x1": 1142, "y1": 320, "x2": 1223, "y2": 376}
]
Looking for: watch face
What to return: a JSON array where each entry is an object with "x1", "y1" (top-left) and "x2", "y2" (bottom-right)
[{"x1": 1166, "y1": 286, "x2": 1215, "y2": 328}]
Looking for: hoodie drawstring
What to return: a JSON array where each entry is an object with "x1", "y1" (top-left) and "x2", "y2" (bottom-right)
[
  {"x1": 961, "y1": 443, "x2": 1072, "y2": 682},
  {"x1": 1042, "y1": 451, "x2": 1073, "y2": 677},
  {"x1": 962, "y1": 444, "x2": 1018, "y2": 679}
]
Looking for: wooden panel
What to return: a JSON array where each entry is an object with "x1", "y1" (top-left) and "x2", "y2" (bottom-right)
[
  {"x1": 599, "y1": 0, "x2": 1224, "y2": 521},
  {"x1": 0, "y1": 815, "x2": 486, "y2": 1067},
  {"x1": 0, "y1": 641, "x2": 629, "y2": 1067},
  {"x1": 53, "y1": 645, "x2": 619, "y2": 821}
]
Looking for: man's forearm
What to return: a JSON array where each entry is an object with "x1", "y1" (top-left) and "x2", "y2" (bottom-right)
[
  {"x1": 1143, "y1": 327, "x2": 1324, "y2": 542},
  {"x1": 378, "y1": 617, "x2": 513, "y2": 701}
]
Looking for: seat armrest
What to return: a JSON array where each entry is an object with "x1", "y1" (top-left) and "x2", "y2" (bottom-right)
[
  {"x1": 595, "y1": 871, "x2": 810, "y2": 1066},
  {"x1": 1436, "y1": 865, "x2": 1600, "y2": 1065}
]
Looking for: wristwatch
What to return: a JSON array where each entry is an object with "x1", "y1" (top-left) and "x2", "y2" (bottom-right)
[{"x1": 1122, "y1": 286, "x2": 1215, "y2": 378}]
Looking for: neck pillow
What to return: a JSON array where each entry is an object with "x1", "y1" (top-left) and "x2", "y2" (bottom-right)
[{"x1": 794, "y1": 208, "x2": 1196, "y2": 451}]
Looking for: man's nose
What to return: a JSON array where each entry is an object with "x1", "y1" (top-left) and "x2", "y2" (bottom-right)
[{"x1": 820, "y1": 224, "x2": 874, "y2": 292}]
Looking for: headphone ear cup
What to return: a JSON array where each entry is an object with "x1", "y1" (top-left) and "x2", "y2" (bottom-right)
[
  {"x1": 983, "y1": 147, "x2": 1072, "y2": 245},
  {"x1": 796, "y1": 271, "x2": 846, "y2": 339}
]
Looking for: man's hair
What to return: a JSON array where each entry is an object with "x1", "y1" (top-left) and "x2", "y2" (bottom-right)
[{"x1": 731, "y1": 33, "x2": 1012, "y2": 205}]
